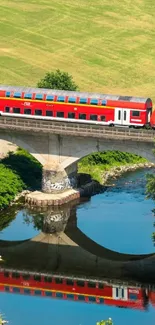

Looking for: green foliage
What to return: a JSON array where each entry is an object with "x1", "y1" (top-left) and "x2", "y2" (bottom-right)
[
  {"x1": 146, "y1": 174, "x2": 155, "y2": 200},
  {"x1": 37, "y1": 69, "x2": 78, "y2": 91},
  {"x1": 0, "y1": 164, "x2": 25, "y2": 210},
  {"x1": 1, "y1": 148, "x2": 42, "y2": 190},
  {"x1": 78, "y1": 151, "x2": 147, "y2": 183},
  {"x1": 0, "y1": 148, "x2": 42, "y2": 210}
]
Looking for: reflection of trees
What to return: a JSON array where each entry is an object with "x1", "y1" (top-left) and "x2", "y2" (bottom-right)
[
  {"x1": 23, "y1": 209, "x2": 44, "y2": 231},
  {"x1": 23, "y1": 203, "x2": 77, "y2": 234},
  {"x1": 152, "y1": 209, "x2": 155, "y2": 246},
  {"x1": 0, "y1": 202, "x2": 22, "y2": 232}
]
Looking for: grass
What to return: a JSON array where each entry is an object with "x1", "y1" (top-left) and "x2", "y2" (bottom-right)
[
  {"x1": 78, "y1": 151, "x2": 147, "y2": 183},
  {"x1": 0, "y1": 1, "x2": 155, "y2": 100}
]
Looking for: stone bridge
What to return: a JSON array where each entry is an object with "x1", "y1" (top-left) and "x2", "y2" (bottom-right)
[{"x1": 0, "y1": 116, "x2": 155, "y2": 193}]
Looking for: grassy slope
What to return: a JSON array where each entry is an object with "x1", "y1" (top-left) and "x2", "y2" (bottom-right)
[{"x1": 0, "y1": 1, "x2": 155, "y2": 100}]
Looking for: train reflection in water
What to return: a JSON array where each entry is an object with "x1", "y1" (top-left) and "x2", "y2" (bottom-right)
[{"x1": 0, "y1": 268, "x2": 155, "y2": 311}]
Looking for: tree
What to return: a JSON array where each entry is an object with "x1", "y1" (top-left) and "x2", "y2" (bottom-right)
[{"x1": 37, "y1": 69, "x2": 78, "y2": 91}]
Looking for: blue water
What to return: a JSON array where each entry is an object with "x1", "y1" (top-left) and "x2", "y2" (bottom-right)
[
  {"x1": 0, "y1": 292, "x2": 155, "y2": 325},
  {"x1": 0, "y1": 209, "x2": 40, "y2": 241},
  {"x1": 77, "y1": 169, "x2": 155, "y2": 254},
  {"x1": 0, "y1": 168, "x2": 155, "y2": 325}
]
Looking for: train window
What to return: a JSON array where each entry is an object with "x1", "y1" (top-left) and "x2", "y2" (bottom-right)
[
  {"x1": 22, "y1": 274, "x2": 30, "y2": 280},
  {"x1": 88, "y1": 282, "x2": 96, "y2": 288},
  {"x1": 44, "y1": 276, "x2": 52, "y2": 283},
  {"x1": 34, "y1": 275, "x2": 41, "y2": 282},
  {"x1": 90, "y1": 99, "x2": 98, "y2": 105},
  {"x1": 122, "y1": 288, "x2": 124, "y2": 298},
  {"x1": 89, "y1": 296, "x2": 96, "y2": 302},
  {"x1": 46, "y1": 95, "x2": 54, "y2": 101},
  {"x1": 4, "y1": 286, "x2": 10, "y2": 292},
  {"x1": 35, "y1": 290, "x2": 42, "y2": 295},
  {"x1": 98, "y1": 283, "x2": 104, "y2": 289},
  {"x1": 12, "y1": 272, "x2": 20, "y2": 279},
  {"x1": 35, "y1": 94, "x2": 43, "y2": 100},
  {"x1": 57, "y1": 96, "x2": 65, "y2": 102},
  {"x1": 79, "y1": 113, "x2": 86, "y2": 120},
  {"x1": 4, "y1": 271, "x2": 9, "y2": 277},
  {"x1": 101, "y1": 115, "x2": 105, "y2": 121},
  {"x1": 24, "y1": 108, "x2": 31, "y2": 115},
  {"x1": 68, "y1": 97, "x2": 76, "y2": 103},
  {"x1": 101, "y1": 100, "x2": 107, "y2": 106},
  {"x1": 5, "y1": 107, "x2": 10, "y2": 112},
  {"x1": 132, "y1": 110, "x2": 140, "y2": 117},
  {"x1": 56, "y1": 112, "x2": 64, "y2": 118},
  {"x1": 67, "y1": 294, "x2": 74, "y2": 299},
  {"x1": 6, "y1": 91, "x2": 11, "y2": 97},
  {"x1": 45, "y1": 291, "x2": 52, "y2": 297},
  {"x1": 24, "y1": 93, "x2": 32, "y2": 99},
  {"x1": 78, "y1": 295, "x2": 85, "y2": 301},
  {"x1": 68, "y1": 112, "x2": 75, "y2": 118},
  {"x1": 90, "y1": 114, "x2": 97, "y2": 121},
  {"x1": 124, "y1": 111, "x2": 126, "y2": 121},
  {"x1": 24, "y1": 289, "x2": 31, "y2": 295},
  {"x1": 13, "y1": 107, "x2": 20, "y2": 114},
  {"x1": 116, "y1": 288, "x2": 119, "y2": 298},
  {"x1": 13, "y1": 287, "x2": 20, "y2": 293},
  {"x1": 66, "y1": 279, "x2": 74, "y2": 286},
  {"x1": 77, "y1": 280, "x2": 84, "y2": 287},
  {"x1": 46, "y1": 110, "x2": 53, "y2": 116},
  {"x1": 129, "y1": 293, "x2": 137, "y2": 300},
  {"x1": 79, "y1": 98, "x2": 87, "y2": 104},
  {"x1": 56, "y1": 292, "x2": 63, "y2": 298},
  {"x1": 55, "y1": 277, "x2": 63, "y2": 284},
  {"x1": 14, "y1": 92, "x2": 21, "y2": 98},
  {"x1": 118, "y1": 110, "x2": 121, "y2": 120},
  {"x1": 35, "y1": 109, "x2": 42, "y2": 116}
]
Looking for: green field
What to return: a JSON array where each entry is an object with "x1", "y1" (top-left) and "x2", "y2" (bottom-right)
[{"x1": 0, "y1": 0, "x2": 155, "y2": 100}]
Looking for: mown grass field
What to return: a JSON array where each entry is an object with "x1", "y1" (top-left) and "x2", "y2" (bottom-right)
[{"x1": 0, "y1": 0, "x2": 155, "y2": 100}]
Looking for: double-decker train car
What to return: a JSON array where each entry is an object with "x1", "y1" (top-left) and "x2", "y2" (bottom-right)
[
  {"x1": 0, "y1": 85, "x2": 154, "y2": 128},
  {"x1": 0, "y1": 268, "x2": 153, "y2": 310}
]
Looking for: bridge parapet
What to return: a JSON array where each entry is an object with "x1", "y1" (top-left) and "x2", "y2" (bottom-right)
[{"x1": 0, "y1": 116, "x2": 155, "y2": 142}]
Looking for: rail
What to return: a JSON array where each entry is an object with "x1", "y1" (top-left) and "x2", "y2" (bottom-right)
[{"x1": 0, "y1": 116, "x2": 155, "y2": 142}]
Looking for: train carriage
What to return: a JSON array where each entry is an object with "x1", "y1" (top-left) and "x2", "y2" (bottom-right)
[{"x1": 0, "y1": 85, "x2": 153, "y2": 128}]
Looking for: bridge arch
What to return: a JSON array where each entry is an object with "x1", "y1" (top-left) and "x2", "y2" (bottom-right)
[
  {"x1": 61, "y1": 137, "x2": 155, "y2": 169},
  {"x1": 0, "y1": 133, "x2": 46, "y2": 165}
]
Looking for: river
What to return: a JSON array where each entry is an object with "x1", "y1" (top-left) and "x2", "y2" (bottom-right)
[{"x1": 0, "y1": 168, "x2": 155, "y2": 325}]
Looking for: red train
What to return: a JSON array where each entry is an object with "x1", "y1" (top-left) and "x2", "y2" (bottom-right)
[
  {"x1": 0, "y1": 85, "x2": 155, "y2": 128},
  {"x1": 0, "y1": 268, "x2": 154, "y2": 310}
]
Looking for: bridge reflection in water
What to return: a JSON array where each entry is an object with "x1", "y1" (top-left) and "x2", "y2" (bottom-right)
[{"x1": 0, "y1": 201, "x2": 155, "y2": 312}]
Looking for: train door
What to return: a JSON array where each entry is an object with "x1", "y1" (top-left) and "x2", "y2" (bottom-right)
[
  {"x1": 112, "y1": 286, "x2": 128, "y2": 300},
  {"x1": 114, "y1": 108, "x2": 130, "y2": 126}
]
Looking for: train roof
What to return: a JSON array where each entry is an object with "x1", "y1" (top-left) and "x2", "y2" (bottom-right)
[{"x1": 0, "y1": 85, "x2": 152, "y2": 104}]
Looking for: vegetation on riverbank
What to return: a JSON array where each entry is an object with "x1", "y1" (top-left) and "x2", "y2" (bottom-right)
[
  {"x1": 78, "y1": 151, "x2": 148, "y2": 183},
  {"x1": 0, "y1": 148, "x2": 42, "y2": 210}
]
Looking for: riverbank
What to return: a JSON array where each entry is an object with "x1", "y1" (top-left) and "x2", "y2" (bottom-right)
[
  {"x1": 101, "y1": 161, "x2": 155, "y2": 186},
  {"x1": 78, "y1": 151, "x2": 152, "y2": 184}
]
